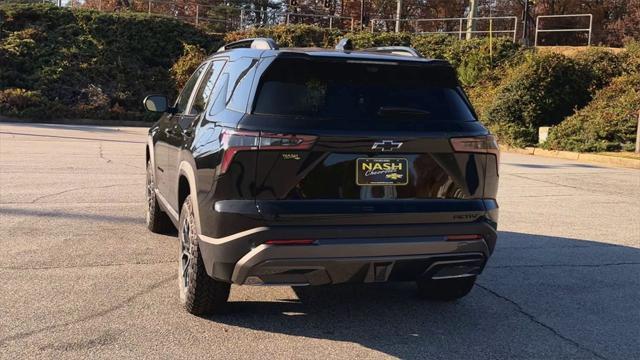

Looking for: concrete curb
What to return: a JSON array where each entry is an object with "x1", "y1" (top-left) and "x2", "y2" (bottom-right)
[
  {"x1": 0, "y1": 116, "x2": 152, "y2": 128},
  {"x1": 500, "y1": 145, "x2": 640, "y2": 169}
]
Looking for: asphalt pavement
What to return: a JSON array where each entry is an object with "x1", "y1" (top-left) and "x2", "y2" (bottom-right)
[{"x1": 0, "y1": 123, "x2": 639, "y2": 359}]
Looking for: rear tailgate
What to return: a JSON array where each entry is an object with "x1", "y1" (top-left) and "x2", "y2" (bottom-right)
[{"x1": 240, "y1": 54, "x2": 495, "y2": 225}]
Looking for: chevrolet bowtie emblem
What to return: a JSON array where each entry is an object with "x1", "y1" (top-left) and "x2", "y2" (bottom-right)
[{"x1": 372, "y1": 140, "x2": 403, "y2": 151}]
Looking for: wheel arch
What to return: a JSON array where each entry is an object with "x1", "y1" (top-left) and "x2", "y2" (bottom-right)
[
  {"x1": 146, "y1": 135, "x2": 155, "y2": 170},
  {"x1": 178, "y1": 161, "x2": 202, "y2": 234}
]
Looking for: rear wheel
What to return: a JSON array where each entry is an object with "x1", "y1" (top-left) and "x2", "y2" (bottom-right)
[
  {"x1": 146, "y1": 160, "x2": 173, "y2": 234},
  {"x1": 179, "y1": 195, "x2": 230, "y2": 315},
  {"x1": 416, "y1": 276, "x2": 476, "y2": 301}
]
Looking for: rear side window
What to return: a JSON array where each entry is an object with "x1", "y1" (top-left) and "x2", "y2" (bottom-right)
[{"x1": 253, "y1": 58, "x2": 476, "y2": 126}]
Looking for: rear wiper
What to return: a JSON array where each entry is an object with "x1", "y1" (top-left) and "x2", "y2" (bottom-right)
[{"x1": 377, "y1": 106, "x2": 431, "y2": 117}]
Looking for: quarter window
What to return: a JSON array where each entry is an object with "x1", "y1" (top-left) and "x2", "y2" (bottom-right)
[
  {"x1": 225, "y1": 58, "x2": 258, "y2": 112},
  {"x1": 188, "y1": 60, "x2": 227, "y2": 115},
  {"x1": 175, "y1": 63, "x2": 207, "y2": 114}
]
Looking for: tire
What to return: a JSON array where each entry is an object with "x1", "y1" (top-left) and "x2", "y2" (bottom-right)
[
  {"x1": 416, "y1": 276, "x2": 476, "y2": 301},
  {"x1": 178, "y1": 195, "x2": 230, "y2": 315},
  {"x1": 145, "y1": 160, "x2": 173, "y2": 234}
]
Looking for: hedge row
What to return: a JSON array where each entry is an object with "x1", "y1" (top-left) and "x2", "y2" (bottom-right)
[
  {"x1": 0, "y1": 4, "x2": 222, "y2": 120},
  {"x1": 543, "y1": 74, "x2": 640, "y2": 152},
  {"x1": 542, "y1": 42, "x2": 639, "y2": 152},
  {"x1": 473, "y1": 49, "x2": 628, "y2": 147}
]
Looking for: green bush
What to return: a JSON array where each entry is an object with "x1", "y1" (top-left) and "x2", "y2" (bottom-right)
[
  {"x1": 171, "y1": 44, "x2": 208, "y2": 89},
  {"x1": 0, "y1": 4, "x2": 222, "y2": 120},
  {"x1": 621, "y1": 39, "x2": 640, "y2": 75},
  {"x1": 544, "y1": 74, "x2": 640, "y2": 152},
  {"x1": 0, "y1": 88, "x2": 44, "y2": 115},
  {"x1": 574, "y1": 47, "x2": 624, "y2": 91},
  {"x1": 481, "y1": 53, "x2": 595, "y2": 147}
]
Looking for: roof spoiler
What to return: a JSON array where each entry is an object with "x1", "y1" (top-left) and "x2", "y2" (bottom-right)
[
  {"x1": 363, "y1": 46, "x2": 423, "y2": 58},
  {"x1": 217, "y1": 38, "x2": 279, "y2": 52}
]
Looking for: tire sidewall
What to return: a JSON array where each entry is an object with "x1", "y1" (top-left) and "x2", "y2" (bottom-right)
[
  {"x1": 145, "y1": 160, "x2": 155, "y2": 228},
  {"x1": 178, "y1": 196, "x2": 196, "y2": 303}
]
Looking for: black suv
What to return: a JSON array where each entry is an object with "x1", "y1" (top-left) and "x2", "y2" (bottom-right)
[{"x1": 144, "y1": 38, "x2": 499, "y2": 315}]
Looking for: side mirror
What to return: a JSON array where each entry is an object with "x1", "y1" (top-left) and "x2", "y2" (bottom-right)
[{"x1": 143, "y1": 95, "x2": 169, "y2": 113}]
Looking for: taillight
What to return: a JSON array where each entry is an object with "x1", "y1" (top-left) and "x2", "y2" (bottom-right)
[
  {"x1": 219, "y1": 129, "x2": 317, "y2": 174},
  {"x1": 220, "y1": 130, "x2": 260, "y2": 174},
  {"x1": 259, "y1": 133, "x2": 316, "y2": 150},
  {"x1": 450, "y1": 135, "x2": 500, "y2": 171}
]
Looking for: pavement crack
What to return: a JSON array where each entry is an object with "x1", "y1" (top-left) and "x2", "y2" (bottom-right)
[
  {"x1": 489, "y1": 262, "x2": 640, "y2": 269},
  {"x1": 505, "y1": 173, "x2": 627, "y2": 196},
  {"x1": 29, "y1": 183, "x2": 140, "y2": 203},
  {"x1": 98, "y1": 143, "x2": 112, "y2": 163},
  {"x1": 98, "y1": 142, "x2": 144, "y2": 170},
  {"x1": 0, "y1": 275, "x2": 176, "y2": 345},
  {"x1": 506, "y1": 173, "x2": 581, "y2": 190},
  {"x1": 476, "y1": 284, "x2": 608, "y2": 360},
  {"x1": 29, "y1": 187, "x2": 85, "y2": 203}
]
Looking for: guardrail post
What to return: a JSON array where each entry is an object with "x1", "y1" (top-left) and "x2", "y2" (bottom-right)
[
  {"x1": 239, "y1": 9, "x2": 244, "y2": 29},
  {"x1": 148, "y1": 0, "x2": 151, "y2": 15},
  {"x1": 195, "y1": 5, "x2": 199, "y2": 27},
  {"x1": 286, "y1": 13, "x2": 290, "y2": 25},
  {"x1": 395, "y1": 0, "x2": 402, "y2": 33},
  {"x1": 534, "y1": 16, "x2": 540, "y2": 46},
  {"x1": 587, "y1": 14, "x2": 593, "y2": 46},
  {"x1": 329, "y1": 17, "x2": 333, "y2": 29},
  {"x1": 489, "y1": 18, "x2": 493, "y2": 64}
]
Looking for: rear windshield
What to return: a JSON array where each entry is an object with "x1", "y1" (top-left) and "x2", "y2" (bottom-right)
[{"x1": 253, "y1": 58, "x2": 476, "y2": 123}]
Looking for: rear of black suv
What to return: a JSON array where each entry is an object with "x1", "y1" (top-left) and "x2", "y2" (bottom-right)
[{"x1": 145, "y1": 41, "x2": 499, "y2": 314}]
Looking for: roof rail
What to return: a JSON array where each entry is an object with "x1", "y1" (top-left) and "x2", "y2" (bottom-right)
[
  {"x1": 363, "y1": 46, "x2": 423, "y2": 58},
  {"x1": 217, "y1": 38, "x2": 279, "y2": 52}
]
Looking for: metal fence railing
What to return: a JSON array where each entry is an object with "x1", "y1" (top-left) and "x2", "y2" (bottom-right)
[
  {"x1": 534, "y1": 14, "x2": 593, "y2": 46},
  {"x1": 10, "y1": 2, "x2": 596, "y2": 47},
  {"x1": 370, "y1": 16, "x2": 518, "y2": 42},
  {"x1": 57, "y1": 0, "x2": 355, "y2": 32}
]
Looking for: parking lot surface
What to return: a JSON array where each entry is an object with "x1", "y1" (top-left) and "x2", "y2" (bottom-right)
[{"x1": 1, "y1": 123, "x2": 639, "y2": 359}]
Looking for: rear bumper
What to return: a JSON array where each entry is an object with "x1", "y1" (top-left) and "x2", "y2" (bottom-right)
[
  {"x1": 198, "y1": 220, "x2": 497, "y2": 284},
  {"x1": 232, "y1": 240, "x2": 487, "y2": 286}
]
